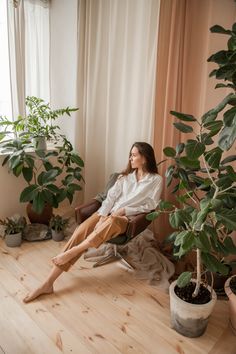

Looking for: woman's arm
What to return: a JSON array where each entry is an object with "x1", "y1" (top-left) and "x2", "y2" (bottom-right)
[{"x1": 97, "y1": 177, "x2": 124, "y2": 216}]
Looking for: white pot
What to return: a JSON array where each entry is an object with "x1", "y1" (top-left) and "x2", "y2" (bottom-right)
[
  {"x1": 5, "y1": 232, "x2": 22, "y2": 247},
  {"x1": 169, "y1": 279, "x2": 217, "y2": 337},
  {"x1": 224, "y1": 275, "x2": 236, "y2": 335}
]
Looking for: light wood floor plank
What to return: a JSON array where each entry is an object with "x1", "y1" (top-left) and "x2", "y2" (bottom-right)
[{"x1": 0, "y1": 239, "x2": 235, "y2": 354}]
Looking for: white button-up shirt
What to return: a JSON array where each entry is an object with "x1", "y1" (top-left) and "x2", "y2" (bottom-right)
[{"x1": 97, "y1": 171, "x2": 163, "y2": 217}]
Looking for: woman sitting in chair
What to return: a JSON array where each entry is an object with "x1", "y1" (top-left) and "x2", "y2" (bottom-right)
[{"x1": 23, "y1": 142, "x2": 163, "y2": 303}]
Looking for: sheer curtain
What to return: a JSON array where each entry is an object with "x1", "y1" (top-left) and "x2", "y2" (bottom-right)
[
  {"x1": 7, "y1": 0, "x2": 49, "y2": 119},
  {"x1": 77, "y1": 0, "x2": 160, "y2": 200}
]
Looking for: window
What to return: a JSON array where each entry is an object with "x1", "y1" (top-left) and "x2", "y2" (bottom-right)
[{"x1": 0, "y1": 0, "x2": 12, "y2": 119}]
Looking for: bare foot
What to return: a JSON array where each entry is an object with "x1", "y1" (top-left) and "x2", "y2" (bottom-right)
[
  {"x1": 52, "y1": 247, "x2": 78, "y2": 266},
  {"x1": 23, "y1": 283, "x2": 54, "y2": 303}
]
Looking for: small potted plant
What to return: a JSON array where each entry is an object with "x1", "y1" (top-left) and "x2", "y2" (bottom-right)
[
  {"x1": 147, "y1": 23, "x2": 236, "y2": 338},
  {"x1": 0, "y1": 215, "x2": 27, "y2": 247},
  {"x1": 49, "y1": 215, "x2": 69, "y2": 241}
]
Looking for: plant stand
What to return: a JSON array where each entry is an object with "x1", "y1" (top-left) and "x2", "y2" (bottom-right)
[{"x1": 169, "y1": 280, "x2": 217, "y2": 337}]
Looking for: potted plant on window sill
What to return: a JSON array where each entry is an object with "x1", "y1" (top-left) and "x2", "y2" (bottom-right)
[
  {"x1": 0, "y1": 215, "x2": 27, "y2": 247},
  {"x1": 0, "y1": 97, "x2": 84, "y2": 224},
  {"x1": 49, "y1": 214, "x2": 69, "y2": 241},
  {"x1": 148, "y1": 23, "x2": 236, "y2": 338}
]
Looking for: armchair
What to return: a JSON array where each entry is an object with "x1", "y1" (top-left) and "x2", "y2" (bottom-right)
[{"x1": 75, "y1": 174, "x2": 152, "y2": 268}]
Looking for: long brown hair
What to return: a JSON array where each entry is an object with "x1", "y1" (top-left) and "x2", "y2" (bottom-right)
[{"x1": 121, "y1": 142, "x2": 158, "y2": 175}]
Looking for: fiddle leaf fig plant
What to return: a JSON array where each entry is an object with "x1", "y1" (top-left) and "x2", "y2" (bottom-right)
[
  {"x1": 0, "y1": 97, "x2": 84, "y2": 214},
  {"x1": 148, "y1": 23, "x2": 236, "y2": 297}
]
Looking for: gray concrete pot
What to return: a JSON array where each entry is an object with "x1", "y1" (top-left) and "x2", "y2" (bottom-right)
[
  {"x1": 169, "y1": 279, "x2": 217, "y2": 338},
  {"x1": 5, "y1": 232, "x2": 22, "y2": 247},
  {"x1": 224, "y1": 275, "x2": 236, "y2": 335},
  {"x1": 32, "y1": 136, "x2": 47, "y2": 151},
  {"x1": 52, "y1": 229, "x2": 65, "y2": 242}
]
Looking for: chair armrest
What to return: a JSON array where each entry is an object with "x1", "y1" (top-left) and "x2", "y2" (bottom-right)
[
  {"x1": 126, "y1": 213, "x2": 152, "y2": 239},
  {"x1": 75, "y1": 199, "x2": 101, "y2": 224}
]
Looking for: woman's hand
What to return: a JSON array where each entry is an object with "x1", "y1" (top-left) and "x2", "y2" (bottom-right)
[{"x1": 111, "y1": 208, "x2": 125, "y2": 216}]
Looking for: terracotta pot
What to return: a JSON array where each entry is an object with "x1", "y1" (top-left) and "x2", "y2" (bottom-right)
[
  {"x1": 26, "y1": 202, "x2": 53, "y2": 225},
  {"x1": 5, "y1": 232, "x2": 22, "y2": 247},
  {"x1": 169, "y1": 280, "x2": 217, "y2": 338},
  {"x1": 224, "y1": 275, "x2": 236, "y2": 335}
]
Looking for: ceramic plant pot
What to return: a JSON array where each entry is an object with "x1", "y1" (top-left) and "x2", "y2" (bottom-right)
[
  {"x1": 169, "y1": 279, "x2": 217, "y2": 338},
  {"x1": 32, "y1": 136, "x2": 47, "y2": 151},
  {"x1": 51, "y1": 229, "x2": 65, "y2": 242},
  {"x1": 224, "y1": 275, "x2": 236, "y2": 336},
  {"x1": 5, "y1": 232, "x2": 22, "y2": 247},
  {"x1": 27, "y1": 202, "x2": 53, "y2": 225}
]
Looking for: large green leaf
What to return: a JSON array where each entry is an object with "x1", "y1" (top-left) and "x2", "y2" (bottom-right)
[
  {"x1": 170, "y1": 111, "x2": 196, "y2": 121},
  {"x1": 169, "y1": 209, "x2": 191, "y2": 229},
  {"x1": 22, "y1": 167, "x2": 33, "y2": 182},
  {"x1": 38, "y1": 169, "x2": 58, "y2": 185},
  {"x1": 216, "y1": 64, "x2": 236, "y2": 79},
  {"x1": 223, "y1": 236, "x2": 236, "y2": 254},
  {"x1": 146, "y1": 211, "x2": 161, "y2": 221},
  {"x1": 203, "y1": 120, "x2": 223, "y2": 137},
  {"x1": 210, "y1": 25, "x2": 232, "y2": 35},
  {"x1": 223, "y1": 106, "x2": 236, "y2": 126},
  {"x1": 71, "y1": 153, "x2": 84, "y2": 167},
  {"x1": 205, "y1": 147, "x2": 223, "y2": 169},
  {"x1": 195, "y1": 231, "x2": 211, "y2": 252},
  {"x1": 32, "y1": 192, "x2": 45, "y2": 214},
  {"x1": 176, "y1": 143, "x2": 185, "y2": 155},
  {"x1": 218, "y1": 118, "x2": 236, "y2": 150},
  {"x1": 179, "y1": 157, "x2": 200, "y2": 169},
  {"x1": 176, "y1": 272, "x2": 192, "y2": 288},
  {"x1": 173, "y1": 122, "x2": 193, "y2": 133},
  {"x1": 163, "y1": 147, "x2": 176, "y2": 157},
  {"x1": 201, "y1": 253, "x2": 229, "y2": 275},
  {"x1": 216, "y1": 208, "x2": 236, "y2": 230},
  {"x1": 221, "y1": 155, "x2": 236, "y2": 164},
  {"x1": 185, "y1": 140, "x2": 205, "y2": 160},
  {"x1": 20, "y1": 185, "x2": 38, "y2": 202}
]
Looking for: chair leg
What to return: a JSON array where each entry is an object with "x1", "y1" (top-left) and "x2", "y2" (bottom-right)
[
  {"x1": 93, "y1": 245, "x2": 121, "y2": 268},
  {"x1": 92, "y1": 244, "x2": 134, "y2": 269}
]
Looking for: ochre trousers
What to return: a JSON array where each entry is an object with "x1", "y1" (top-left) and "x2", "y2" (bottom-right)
[{"x1": 58, "y1": 212, "x2": 128, "y2": 271}]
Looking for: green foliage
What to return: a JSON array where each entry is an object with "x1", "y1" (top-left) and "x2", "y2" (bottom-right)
[
  {"x1": 147, "y1": 23, "x2": 236, "y2": 293},
  {"x1": 0, "y1": 215, "x2": 26, "y2": 236},
  {"x1": 0, "y1": 97, "x2": 84, "y2": 214},
  {"x1": 49, "y1": 215, "x2": 69, "y2": 232}
]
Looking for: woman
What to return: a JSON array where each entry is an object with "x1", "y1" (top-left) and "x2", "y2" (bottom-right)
[{"x1": 23, "y1": 142, "x2": 163, "y2": 303}]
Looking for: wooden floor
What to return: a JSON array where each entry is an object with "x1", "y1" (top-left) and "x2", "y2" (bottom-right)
[{"x1": 0, "y1": 238, "x2": 235, "y2": 354}]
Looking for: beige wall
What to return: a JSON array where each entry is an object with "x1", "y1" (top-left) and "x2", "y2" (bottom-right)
[{"x1": 0, "y1": 155, "x2": 27, "y2": 219}]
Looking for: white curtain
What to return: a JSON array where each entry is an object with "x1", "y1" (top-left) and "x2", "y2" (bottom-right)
[
  {"x1": 77, "y1": 0, "x2": 160, "y2": 200},
  {"x1": 7, "y1": 0, "x2": 50, "y2": 119}
]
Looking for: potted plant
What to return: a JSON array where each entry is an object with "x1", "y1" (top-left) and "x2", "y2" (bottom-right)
[
  {"x1": 49, "y1": 214, "x2": 69, "y2": 241},
  {"x1": 148, "y1": 23, "x2": 236, "y2": 337},
  {"x1": 224, "y1": 275, "x2": 236, "y2": 335},
  {"x1": 0, "y1": 97, "x2": 84, "y2": 224},
  {"x1": 0, "y1": 214, "x2": 26, "y2": 247}
]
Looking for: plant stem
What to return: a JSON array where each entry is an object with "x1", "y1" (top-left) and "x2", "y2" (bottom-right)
[{"x1": 192, "y1": 248, "x2": 201, "y2": 297}]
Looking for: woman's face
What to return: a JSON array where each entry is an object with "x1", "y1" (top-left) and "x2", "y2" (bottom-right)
[{"x1": 129, "y1": 146, "x2": 146, "y2": 170}]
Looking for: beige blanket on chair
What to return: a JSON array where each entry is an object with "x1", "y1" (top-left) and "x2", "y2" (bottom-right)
[{"x1": 84, "y1": 229, "x2": 175, "y2": 291}]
